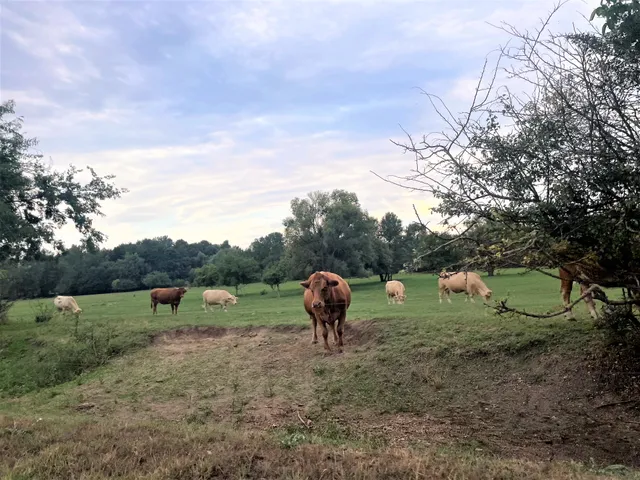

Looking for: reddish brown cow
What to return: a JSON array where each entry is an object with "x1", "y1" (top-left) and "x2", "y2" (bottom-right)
[
  {"x1": 150, "y1": 287, "x2": 187, "y2": 315},
  {"x1": 300, "y1": 271, "x2": 351, "y2": 353}
]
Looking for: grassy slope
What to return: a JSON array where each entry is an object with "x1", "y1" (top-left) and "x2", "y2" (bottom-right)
[{"x1": 1, "y1": 269, "x2": 638, "y2": 479}]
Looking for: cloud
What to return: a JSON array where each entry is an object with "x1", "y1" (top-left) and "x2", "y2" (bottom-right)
[{"x1": 0, "y1": 0, "x2": 604, "y2": 250}]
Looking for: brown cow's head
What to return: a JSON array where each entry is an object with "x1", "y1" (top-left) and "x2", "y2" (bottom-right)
[
  {"x1": 300, "y1": 272, "x2": 339, "y2": 310},
  {"x1": 176, "y1": 287, "x2": 187, "y2": 298}
]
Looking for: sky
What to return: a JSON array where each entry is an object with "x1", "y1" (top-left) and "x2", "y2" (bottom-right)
[{"x1": 1, "y1": 0, "x2": 600, "y2": 249}]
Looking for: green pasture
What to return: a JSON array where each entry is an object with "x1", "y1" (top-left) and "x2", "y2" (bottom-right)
[
  {"x1": 0, "y1": 268, "x2": 606, "y2": 398},
  {"x1": 2, "y1": 268, "x2": 639, "y2": 479}
]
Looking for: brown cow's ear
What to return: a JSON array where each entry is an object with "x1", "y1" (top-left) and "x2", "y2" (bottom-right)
[
  {"x1": 327, "y1": 280, "x2": 339, "y2": 287},
  {"x1": 300, "y1": 281, "x2": 311, "y2": 289}
]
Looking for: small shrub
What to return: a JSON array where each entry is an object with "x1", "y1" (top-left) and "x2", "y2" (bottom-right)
[
  {"x1": 0, "y1": 299, "x2": 14, "y2": 324},
  {"x1": 260, "y1": 289, "x2": 268, "y2": 295},
  {"x1": 31, "y1": 301, "x2": 56, "y2": 323}
]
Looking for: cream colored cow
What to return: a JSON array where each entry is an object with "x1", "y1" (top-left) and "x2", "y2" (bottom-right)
[
  {"x1": 385, "y1": 280, "x2": 406, "y2": 304},
  {"x1": 438, "y1": 272, "x2": 492, "y2": 303},
  {"x1": 53, "y1": 295, "x2": 83, "y2": 314},
  {"x1": 202, "y1": 289, "x2": 238, "y2": 312}
]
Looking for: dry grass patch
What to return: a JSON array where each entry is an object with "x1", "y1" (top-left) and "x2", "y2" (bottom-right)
[{"x1": 0, "y1": 416, "x2": 630, "y2": 480}]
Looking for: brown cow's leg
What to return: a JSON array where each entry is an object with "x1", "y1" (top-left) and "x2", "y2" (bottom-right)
[
  {"x1": 336, "y1": 312, "x2": 346, "y2": 353},
  {"x1": 311, "y1": 316, "x2": 318, "y2": 344},
  {"x1": 580, "y1": 283, "x2": 598, "y2": 319},
  {"x1": 561, "y1": 278, "x2": 575, "y2": 320},
  {"x1": 320, "y1": 321, "x2": 331, "y2": 352},
  {"x1": 152, "y1": 301, "x2": 157, "y2": 315},
  {"x1": 175, "y1": 303, "x2": 179, "y2": 315},
  {"x1": 331, "y1": 322, "x2": 338, "y2": 345}
]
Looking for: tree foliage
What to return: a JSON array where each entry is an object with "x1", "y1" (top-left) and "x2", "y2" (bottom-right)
[
  {"x1": 283, "y1": 190, "x2": 377, "y2": 279},
  {"x1": 212, "y1": 248, "x2": 261, "y2": 295},
  {"x1": 381, "y1": 3, "x2": 640, "y2": 314},
  {"x1": 0, "y1": 100, "x2": 126, "y2": 262},
  {"x1": 262, "y1": 260, "x2": 288, "y2": 296}
]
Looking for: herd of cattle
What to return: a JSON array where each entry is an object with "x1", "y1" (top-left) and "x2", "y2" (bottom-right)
[
  {"x1": 50, "y1": 265, "x2": 594, "y2": 353},
  {"x1": 51, "y1": 270, "x2": 494, "y2": 353}
]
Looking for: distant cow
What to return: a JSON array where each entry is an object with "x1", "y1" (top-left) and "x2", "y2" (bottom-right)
[
  {"x1": 53, "y1": 295, "x2": 82, "y2": 315},
  {"x1": 385, "y1": 280, "x2": 406, "y2": 304},
  {"x1": 438, "y1": 271, "x2": 492, "y2": 303},
  {"x1": 150, "y1": 287, "x2": 187, "y2": 315},
  {"x1": 300, "y1": 271, "x2": 351, "y2": 353},
  {"x1": 202, "y1": 289, "x2": 238, "y2": 312}
]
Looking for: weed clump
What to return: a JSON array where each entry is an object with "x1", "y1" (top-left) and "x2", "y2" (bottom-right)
[{"x1": 32, "y1": 301, "x2": 56, "y2": 323}]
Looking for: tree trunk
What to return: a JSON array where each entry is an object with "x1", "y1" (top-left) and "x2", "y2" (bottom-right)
[
  {"x1": 379, "y1": 274, "x2": 385, "y2": 282},
  {"x1": 487, "y1": 265, "x2": 495, "y2": 277},
  {"x1": 235, "y1": 284, "x2": 239, "y2": 296},
  {"x1": 276, "y1": 284, "x2": 280, "y2": 298}
]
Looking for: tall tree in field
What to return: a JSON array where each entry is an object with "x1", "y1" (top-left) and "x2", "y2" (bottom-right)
[
  {"x1": 374, "y1": 212, "x2": 408, "y2": 281},
  {"x1": 212, "y1": 247, "x2": 260, "y2": 295},
  {"x1": 283, "y1": 189, "x2": 377, "y2": 279},
  {"x1": 0, "y1": 100, "x2": 126, "y2": 262}
]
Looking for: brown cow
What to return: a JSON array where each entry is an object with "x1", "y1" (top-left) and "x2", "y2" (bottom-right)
[
  {"x1": 300, "y1": 271, "x2": 351, "y2": 353},
  {"x1": 150, "y1": 287, "x2": 187, "y2": 315},
  {"x1": 560, "y1": 264, "x2": 599, "y2": 320}
]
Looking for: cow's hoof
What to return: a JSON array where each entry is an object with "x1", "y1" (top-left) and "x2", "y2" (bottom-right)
[{"x1": 311, "y1": 339, "x2": 318, "y2": 344}]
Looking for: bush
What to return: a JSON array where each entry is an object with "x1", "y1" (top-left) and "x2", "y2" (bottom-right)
[
  {"x1": 172, "y1": 278, "x2": 187, "y2": 288},
  {"x1": 32, "y1": 301, "x2": 56, "y2": 323},
  {"x1": 0, "y1": 299, "x2": 13, "y2": 324},
  {"x1": 112, "y1": 278, "x2": 139, "y2": 292},
  {"x1": 142, "y1": 271, "x2": 172, "y2": 289}
]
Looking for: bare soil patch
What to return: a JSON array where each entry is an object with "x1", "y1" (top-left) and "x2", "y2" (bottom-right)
[{"x1": 75, "y1": 319, "x2": 640, "y2": 469}]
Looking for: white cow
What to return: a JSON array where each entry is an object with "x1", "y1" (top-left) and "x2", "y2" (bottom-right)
[
  {"x1": 53, "y1": 295, "x2": 83, "y2": 314},
  {"x1": 438, "y1": 271, "x2": 492, "y2": 303},
  {"x1": 202, "y1": 289, "x2": 238, "y2": 312},
  {"x1": 385, "y1": 280, "x2": 406, "y2": 304}
]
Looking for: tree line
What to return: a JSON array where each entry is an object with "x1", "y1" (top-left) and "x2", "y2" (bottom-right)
[{"x1": 0, "y1": 187, "x2": 511, "y2": 299}]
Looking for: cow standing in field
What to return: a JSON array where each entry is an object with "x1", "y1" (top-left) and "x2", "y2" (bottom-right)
[
  {"x1": 150, "y1": 287, "x2": 187, "y2": 315},
  {"x1": 385, "y1": 280, "x2": 406, "y2": 304},
  {"x1": 202, "y1": 289, "x2": 238, "y2": 312},
  {"x1": 53, "y1": 295, "x2": 83, "y2": 315},
  {"x1": 300, "y1": 271, "x2": 351, "y2": 353},
  {"x1": 438, "y1": 271, "x2": 492, "y2": 303},
  {"x1": 560, "y1": 263, "x2": 600, "y2": 320}
]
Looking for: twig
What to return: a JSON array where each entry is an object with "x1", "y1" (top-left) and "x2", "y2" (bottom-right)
[
  {"x1": 595, "y1": 400, "x2": 638, "y2": 409},
  {"x1": 297, "y1": 410, "x2": 311, "y2": 429},
  {"x1": 493, "y1": 284, "x2": 602, "y2": 318}
]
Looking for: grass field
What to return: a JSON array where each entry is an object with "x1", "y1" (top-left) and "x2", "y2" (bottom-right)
[{"x1": 1, "y1": 269, "x2": 639, "y2": 479}]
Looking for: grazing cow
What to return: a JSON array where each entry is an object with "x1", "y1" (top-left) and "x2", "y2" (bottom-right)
[
  {"x1": 560, "y1": 263, "x2": 600, "y2": 320},
  {"x1": 150, "y1": 287, "x2": 187, "y2": 315},
  {"x1": 385, "y1": 280, "x2": 406, "y2": 304},
  {"x1": 53, "y1": 295, "x2": 82, "y2": 315},
  {"x1": 202, "y1": 289, "x2": 238, "y2": 312},
  {"x1": 300, "y1": 271, "x2": 351, "y2": 353},
  {"x1": 438, "y1": 271, "x2": 492, "y2": 303}
]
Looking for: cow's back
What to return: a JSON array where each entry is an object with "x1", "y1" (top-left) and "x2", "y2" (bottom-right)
[
  {"x1": 441, "y1": 272, "x2": 482, "y2": 292},
  {"x1": 151, "y1": 288, "x2": 179, "y2": 302},
  {"x1": 386, "y1": 280, "x2": 404, "y2": 295},
  {"x1": 203, "y1": 289, "x2": 232, "y2": 303}
]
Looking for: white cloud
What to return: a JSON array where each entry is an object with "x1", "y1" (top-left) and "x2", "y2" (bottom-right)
[{"x1": 44, "y1": 121, "x2": 439, "y2": 249}]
